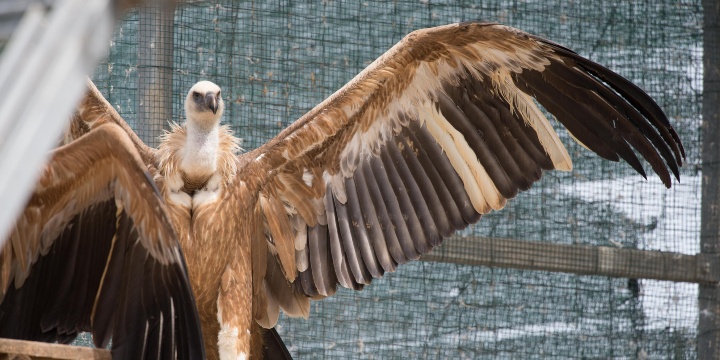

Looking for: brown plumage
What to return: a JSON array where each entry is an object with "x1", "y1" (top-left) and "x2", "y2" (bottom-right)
[{"x1": 1, "y1": 22, "x2": 684, "y2": 359}]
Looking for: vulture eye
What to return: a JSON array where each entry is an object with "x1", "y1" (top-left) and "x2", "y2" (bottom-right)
[
  {"x1": 193, "y1": 92, "x2": 200, "y2": 100},
  {"x1": 216, "y1": 91, "x2": 221, "y2": 99}
]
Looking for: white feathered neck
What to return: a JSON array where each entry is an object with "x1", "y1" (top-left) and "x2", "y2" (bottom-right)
[{"x1": 181, "y1": 120, "x2": 220, "y2": 180}]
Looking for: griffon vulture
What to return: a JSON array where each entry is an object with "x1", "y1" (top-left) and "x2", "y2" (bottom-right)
[{"x1": 1, "y1": 22, "x2": 684, "y2": 360}]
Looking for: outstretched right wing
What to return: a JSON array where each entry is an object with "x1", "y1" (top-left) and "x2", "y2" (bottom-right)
[
  {"x1": 243, "y1": 22, "x2": 684, "y2": 327},
  {"x1": 1, "y1": 123, "x2": 204, "y2": 360}
]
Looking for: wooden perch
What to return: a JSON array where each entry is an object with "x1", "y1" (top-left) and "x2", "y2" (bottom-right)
[
  {"x1": 422, "y1": 236, "x2": 720, "y2": 285},
  {"x1": 0, "y1": 338, "x2": 110, "y2": 360}
]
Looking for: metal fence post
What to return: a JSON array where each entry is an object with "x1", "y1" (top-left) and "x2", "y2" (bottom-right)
[
  {"x1": 137, "y1": 1, "x2": 175, "y2": 148},
  {"x1": 699, "y1": 0, "x2": 720, "y2": 358}
]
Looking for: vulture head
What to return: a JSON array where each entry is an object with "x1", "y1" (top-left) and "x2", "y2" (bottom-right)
[{"x1": 185, "y1": 80, "x2": 224, "y2": 127}]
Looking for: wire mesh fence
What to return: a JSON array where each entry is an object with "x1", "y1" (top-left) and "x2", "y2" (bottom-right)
[{"x1": 82, "y1": 0, "x2": 706, "y2": 358}]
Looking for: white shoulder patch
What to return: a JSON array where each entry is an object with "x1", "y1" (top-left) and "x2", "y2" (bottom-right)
[
  {"x1": 192, "y1": 189, "x2": 220, "y2": 209},
  {"x1": 168, "y1": 191, "x2": 192, "y2": 209}
]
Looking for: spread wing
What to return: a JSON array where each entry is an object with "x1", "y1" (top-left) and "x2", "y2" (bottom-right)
[
  {"x1": 246, "y1": 22, "x2": 685, "y2": 327},
  {"x1": 63, "y1": 79, "x2": 157, "y2": 168},
  {"x1": 0, "y1": 123, "x2": 204, "y2": 359}
]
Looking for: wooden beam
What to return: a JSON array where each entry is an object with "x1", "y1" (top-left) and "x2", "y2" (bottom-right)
[
  {"x1": 0, "y1": 338, "x2": 110, "y2": 360},
  {"x1": 421, "y1": 236, "x2": 720, "y2": 285}
]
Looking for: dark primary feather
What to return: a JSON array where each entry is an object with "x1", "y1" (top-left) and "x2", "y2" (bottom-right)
[
  {"x1": 437, "y1": 89, "x2": 520, "y2": 199},
  {"x1": 550, "y1": 45, "x2": 686, "y2": 160},
  {"x1": 353, "y1": 167, "x2": 396, "y2": 273},
  {"x1": 344, "y1": 175, "x2": 385, "y2": 278},
  {"x1": 308, "y1": 223, "x2": 337, "y2": 297},
  {"x1": 396, "y1": 128, "x2": 453, "y2": 238},
  {"x1": 333, "y1": 190, "x2": 372, "y2": 285},
  {"x1": 0, "y1": 202, "x2": 204, "y2": 360},
  {"x1": 535, "y1": 58, "x2": 680, "y2": 183},
  {"x1": 91, "y1": 204, "x2": 129, "y2": 347},
  {"x1": 298, "y1": 263, "x2": 319, "y2": 297},
  {"x1": 369, "y1": 155, "x2": 421, "y2": 261},
  {"x1": 0, "y1": 203, "x2": 114, "y2": 343},
  {"x1": 408, "y1": 121, "x2": 482, "y2": 225},
  {"x1": 262, "y1": 328, "x2": 293, "y2": 360},
  {"x1": 456, "y1": 82, "x2": 541, "y2": 190},
  {"x1": 379, "y1": 147, "x2": 433, "y2": 255},
  {"x1": 360, "y1": 163, "x2": 408, "y2": 265},
  {"x1": 478, "y1": 89, "x2": 556, "y2": 172},
  {"x1": 386, "y1": 138, "x2": 441, "y2": 248},
  {"x1": 324, "y1": 188, "x2": 363, "y2": 291},
  {"x1": 402, "y1": 124, "x2": 466, "y2": 232},
  {"x1": 517, "y1": 41, "x2": 683, "y2": 187},
  {"x1": 516, "y1": 73, "x2": 634, "y2": 161}
]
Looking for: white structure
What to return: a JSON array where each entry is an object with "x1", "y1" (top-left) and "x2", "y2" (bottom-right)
[{"x1": 0, "y1": 0, "x2": 147, "y2": 244}]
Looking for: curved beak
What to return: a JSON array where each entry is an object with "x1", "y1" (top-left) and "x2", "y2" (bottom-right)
[{"x1": 206, "y1": 92, "x2": 218, "y2": 114}]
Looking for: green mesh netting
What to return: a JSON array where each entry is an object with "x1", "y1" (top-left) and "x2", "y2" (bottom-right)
[{"x1": 78, "y1": 1, "x2": 704, "y2": 358}]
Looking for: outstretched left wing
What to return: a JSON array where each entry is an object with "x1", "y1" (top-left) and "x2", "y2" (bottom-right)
[
  {"x1": 243, "y1": 22, "x2": 684, "y2": 327},
  {"x1": 1, "y1": 123, "x2": 204, "y2": 360},
  {"x1": 63, "y1": 79, "x2": 157, "y2": 168}
]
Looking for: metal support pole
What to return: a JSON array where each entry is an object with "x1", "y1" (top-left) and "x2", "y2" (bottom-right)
[
  {"x1": 137, "y1": 1, "x2": 175, "y2": 148},
  {"x1": 699, "y1": 0, "x2": 720, "y2": 358}
]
